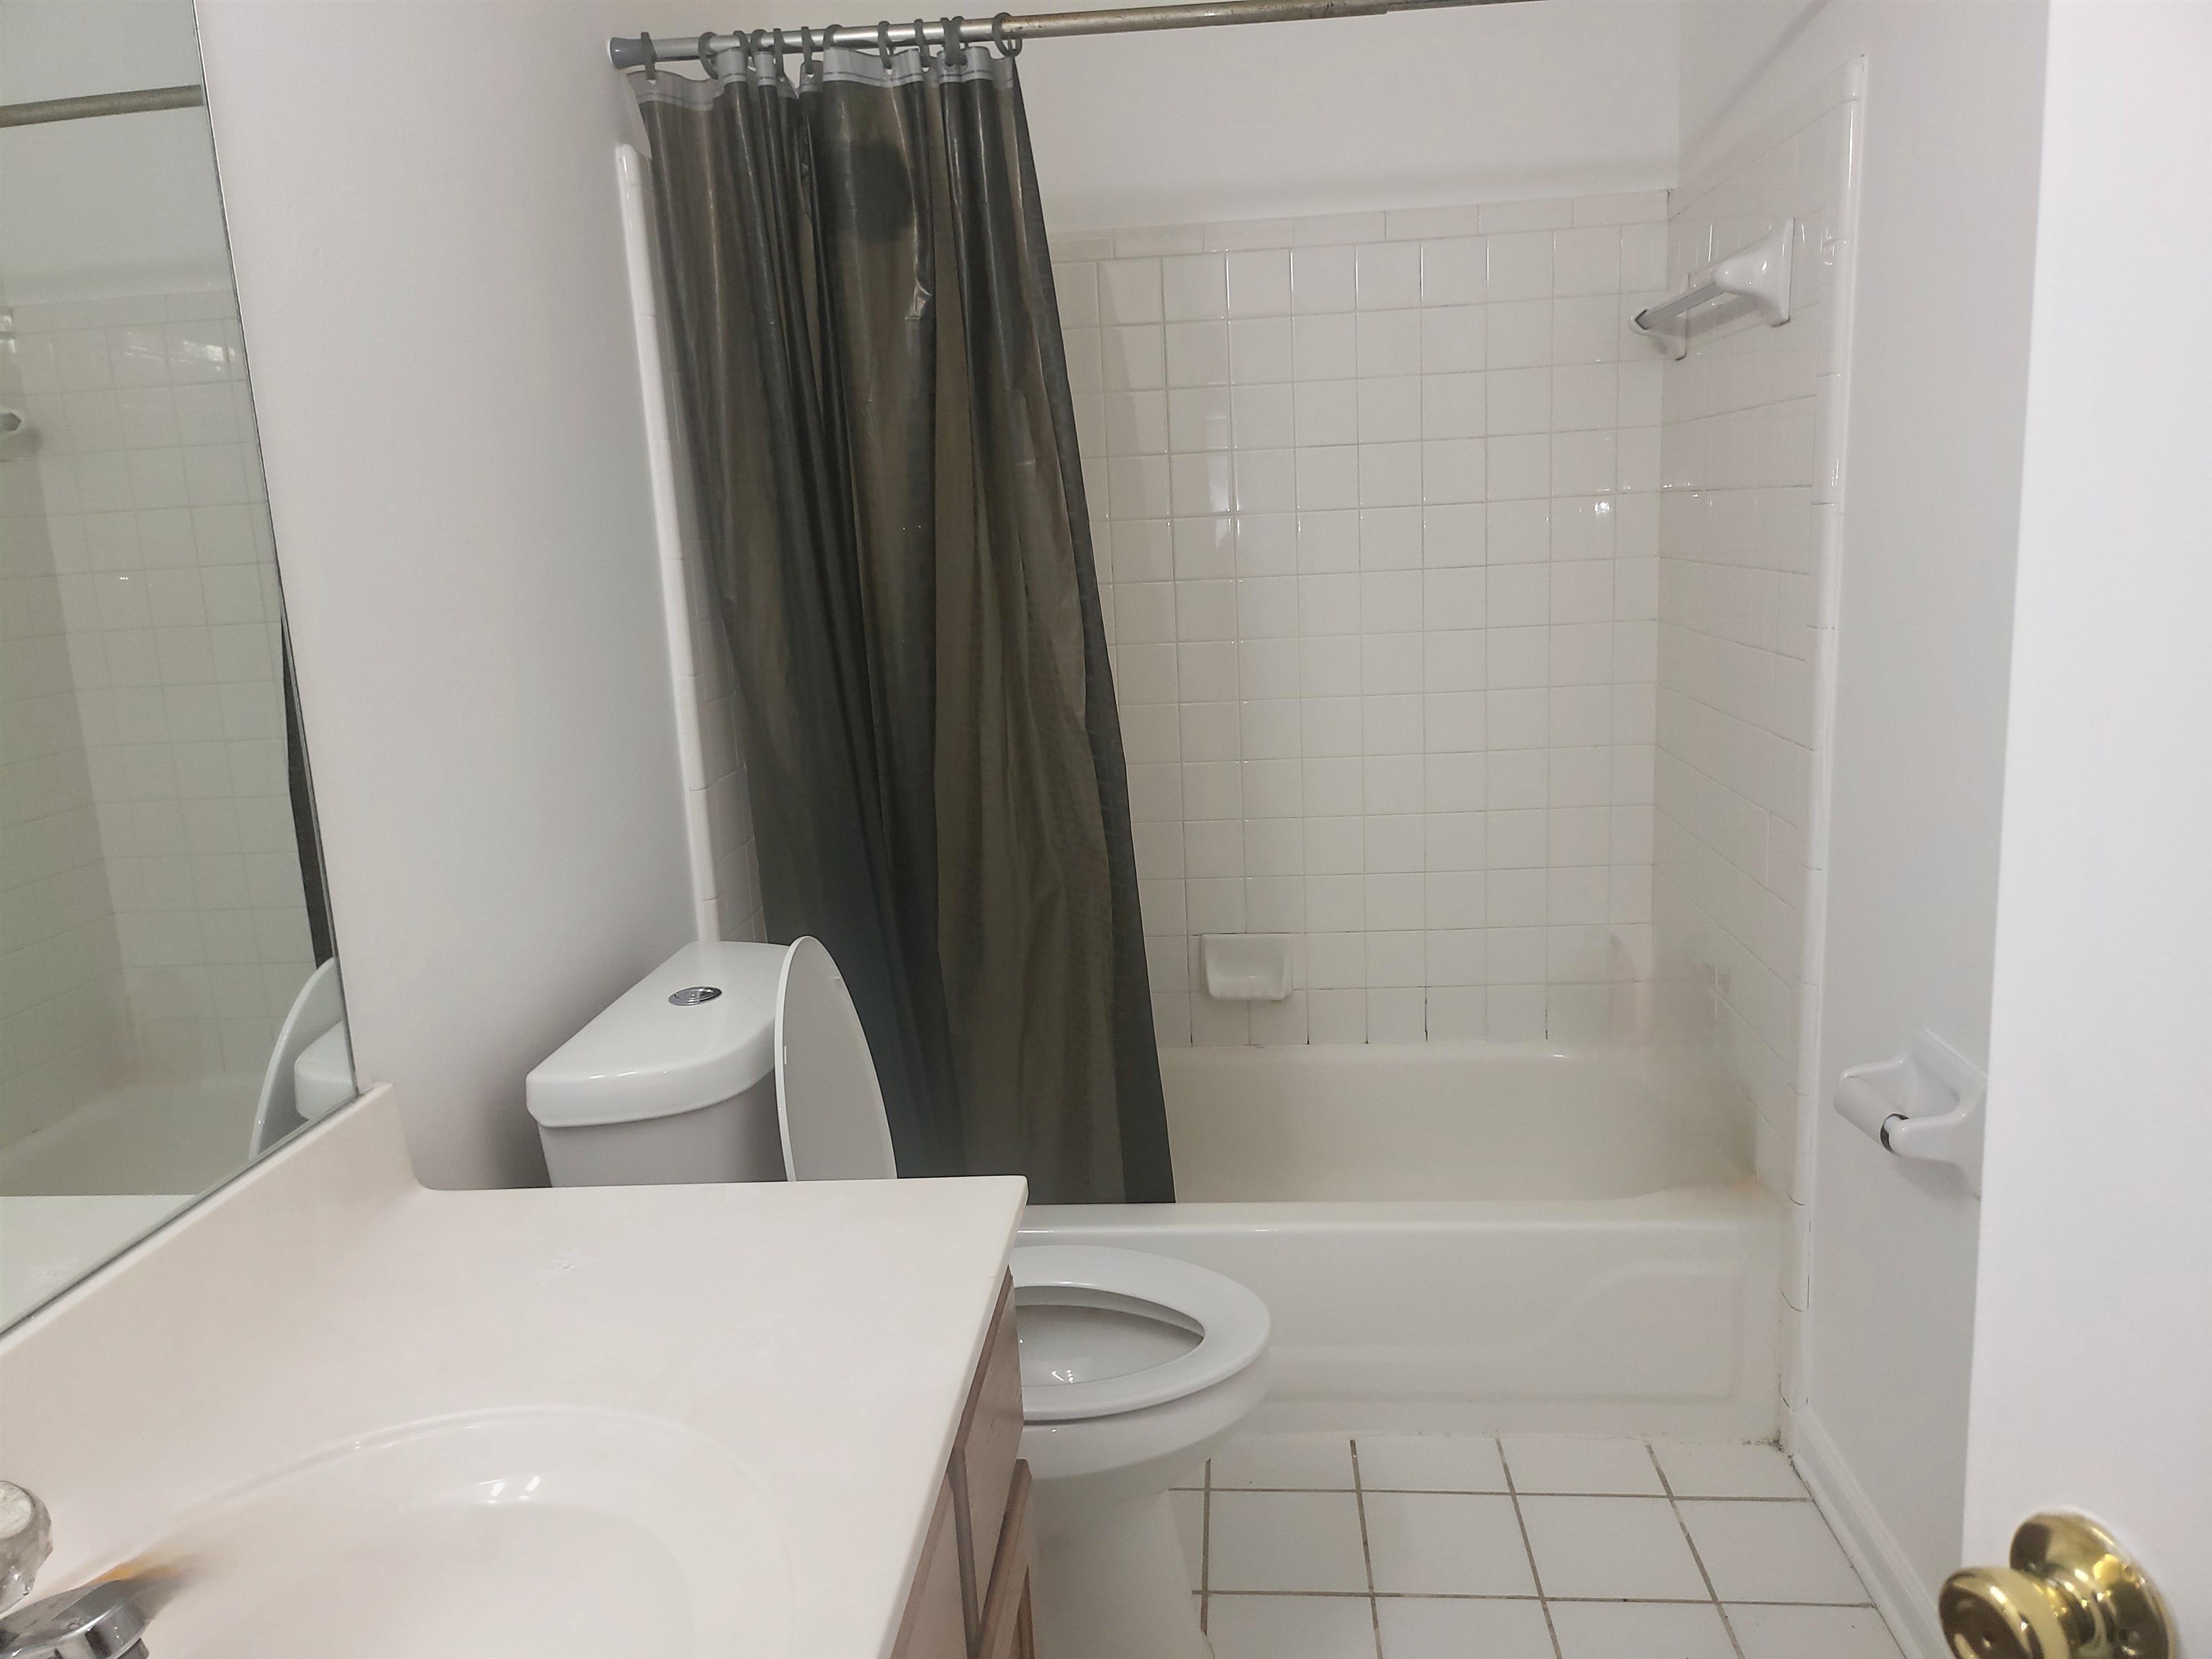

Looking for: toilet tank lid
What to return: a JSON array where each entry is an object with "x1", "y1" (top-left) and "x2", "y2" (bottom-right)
[{"x1": 525, "y1": 941, "x2": 789, "y2": 1128}]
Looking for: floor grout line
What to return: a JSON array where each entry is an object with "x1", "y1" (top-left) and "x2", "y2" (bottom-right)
[
  {"x1": 1349, "y1": 1438, "x2": 1384, "y2": 1659},
  {"x1": 1203, "y1": 1590, "x2": 1879, "y2": 1606},
  {"x1": 1650, "y1": 1441, "x2": 1746, "y2": 1659},
  {"x1": 1199, "y1": 1456, "x2": 1211, "y2": 1634},
  {"x1": 1183, "y1": 1485, "x2": 1815, "y2": 1501},
  {"x1": 1498, "y1": 1441, "x2": 1565, "y2": 1659}
]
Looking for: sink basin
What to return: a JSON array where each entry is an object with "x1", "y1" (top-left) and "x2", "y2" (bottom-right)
[{"x1": 111, "y1": 1410, "x2": 790, "y2": 1658}]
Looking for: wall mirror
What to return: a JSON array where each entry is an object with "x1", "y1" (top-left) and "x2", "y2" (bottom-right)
[{"x1": 1, "y1": 0, "x2": 354, "y2": 1325}]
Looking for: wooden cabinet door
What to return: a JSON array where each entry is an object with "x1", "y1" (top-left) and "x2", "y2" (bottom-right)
[
  {"x1": 890, "y1": 1476, "x2": 969, "y2": 1659},
  {"x1": 949, "y1": 1274, "x2": 1022, "y2": 1643},
  {"x1": 975, "y1": 1461, "x2": 1037, "y2": 1659}
]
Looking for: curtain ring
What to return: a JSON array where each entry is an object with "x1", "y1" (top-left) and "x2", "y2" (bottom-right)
[
  {"x1": 638, "y1": 30, "x2": 658, "y2": 79},
  {"x1": 771, "y1": 27, "x2": 787, "y2": 68},
  {"x1": 944, "y1": 15, "x2": 966, "y2": 66},
  {"x1": 992, "y1": 12, "x2": 1021, "y2": 55},
  {"x1": 878, "y1": 19, "x2": 896, "y2": 68},
  {"x1": 696, "y1": 32, "x2": 717, "y2": 76},
  {"x1": 913, "y1": 17, "x2": 932, "y2": 67}
]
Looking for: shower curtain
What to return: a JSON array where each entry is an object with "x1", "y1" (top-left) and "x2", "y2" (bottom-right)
[{"x1": 632, "y1": 40, "x2": 1172, "y2": 1203}]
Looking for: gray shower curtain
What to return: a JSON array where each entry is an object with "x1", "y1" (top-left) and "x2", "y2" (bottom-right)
[{"x1": 632, "y1": 40, "x2": 1172, "y2": 1203}]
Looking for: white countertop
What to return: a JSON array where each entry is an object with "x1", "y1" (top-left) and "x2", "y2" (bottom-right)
[
  {"x1": 0, "y1": 1088, "x2": 1027, "y2": 1657},
  {"x1": 0, "y1": 1194, "x2": 196, "y2": 1326}
]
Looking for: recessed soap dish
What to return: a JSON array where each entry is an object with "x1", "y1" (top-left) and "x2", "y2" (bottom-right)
[{"x1": 1200, "y1": 934, "x2": 1293, "y2": 1002}]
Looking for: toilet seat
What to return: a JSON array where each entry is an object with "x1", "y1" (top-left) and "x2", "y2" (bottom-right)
[{"x1": 1012, "y1": 1245, "x2": 1269, "y2": 1422}]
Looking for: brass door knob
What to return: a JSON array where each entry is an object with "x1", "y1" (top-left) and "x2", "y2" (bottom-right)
[{"x1": 1939, "y1": 1513, "x2": 2170, "y2": 1659}]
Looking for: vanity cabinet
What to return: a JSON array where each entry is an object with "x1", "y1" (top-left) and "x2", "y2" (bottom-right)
[{"x1": 893, "y1": 1274, "x2": 1037, "y2": 1659}]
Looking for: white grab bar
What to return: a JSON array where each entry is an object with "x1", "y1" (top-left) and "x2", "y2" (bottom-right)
[{"x1": 1632, "y1": 219, "x2": 1794, "y2": 360}]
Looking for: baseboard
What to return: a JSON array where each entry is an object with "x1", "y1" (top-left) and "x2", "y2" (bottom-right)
[{"x1": 1789, "y1": 1408, "x2": 1948, "y2": 1659}]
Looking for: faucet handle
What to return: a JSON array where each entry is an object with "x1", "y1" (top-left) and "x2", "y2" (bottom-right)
[
  {"x1": 0, "y1": 1582, "x2": 150, "y2": 1659},
  {"x1": 0, "y1": 1486, "x2": 50, "y2": 1613}
]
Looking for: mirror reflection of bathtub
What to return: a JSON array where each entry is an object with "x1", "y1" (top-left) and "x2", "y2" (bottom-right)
[{"x1": 1024, "y1": 1041, "x2": 1781, "y2": 1439}]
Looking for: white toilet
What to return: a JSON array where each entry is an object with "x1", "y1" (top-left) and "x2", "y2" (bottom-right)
[
  {"x1": 1014, "y1": 1246, "x2": 1269, "y2": 1659},
  {"x1": 527, "y1": 939, "x2": 1271, "y2": 1659}
]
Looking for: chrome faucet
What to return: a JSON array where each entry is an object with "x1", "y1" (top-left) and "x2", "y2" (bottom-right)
[{"x1": 0, "y1": 1484, "x2": 153, "y2": 1659}]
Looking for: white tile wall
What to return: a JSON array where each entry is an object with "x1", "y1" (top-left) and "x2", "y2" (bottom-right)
[
  {"x1": 1653, "y1": 81, "x2": 1863, "y2": 1430},
  {"x1": 0, "y1": 343, "x2": 132, "y2": 1143},
  {"x1": 1055, "y1": 194, "x2": 1674, "y2": 1045},
  {"x1": 1, "y1": 292, "x2": 315, "y2": 1128}
]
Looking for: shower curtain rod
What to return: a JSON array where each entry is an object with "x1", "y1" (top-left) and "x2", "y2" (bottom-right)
[
  {"x1": 611, "y1": 0, "x2": 1524, "y2": 68},
  {"x1": 0, "y1": 84, "x2": 204, "y2": 129}
]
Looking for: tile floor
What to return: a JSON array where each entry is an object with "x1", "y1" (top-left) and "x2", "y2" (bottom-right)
[{"x1": 1169, "y1": 1434, "x2": 1903, "y2": 1658}]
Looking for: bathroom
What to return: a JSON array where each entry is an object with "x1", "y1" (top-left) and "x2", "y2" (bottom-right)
[{"x1": 0, "y1": 0, "x2": 2204, "y2": 1655}]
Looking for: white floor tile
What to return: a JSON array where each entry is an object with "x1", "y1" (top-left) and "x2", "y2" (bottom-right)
[
  {"x1": 1500, "y1": 1433, "x2": 1666, "y2": 1494},
  {"x1": 1172, "y1": 1487, "x2": 1205, "y2": 1589},
  {"x1": 1357, "y1": 1434, "x2": 1509, "y2": 1492},
  {"x1": 1519, "y1": 1496, "x2": 1708, "y2": 1600},
  {"x1": 1651, "y1": 1441, "x2": 1805, "y2": 1499},
  {"x1": 1213, "y1": 1431, "x2": 1359, "y2": 1489},
  {"x1": 1363, "y1": 1491, "x2": 1534, "y2": 1596},
  {"x1": 1549, "y1": 1600, "x2": 1735, "y2": 1659},
  {"x1": 1208, "y1": 1490, "x2": 1370, "y2": 1592},
  {"x1": 1729, "y1": 1604, "x2": 1903, "y2": 1658},
  {"x1": 1170, "y1": 1455, "x2": 1209, "y2": 1490},
  {"x1": 1376, "y1": 1596, "x2": 1552, "y2": 1658},
  {"x1": 1680, "y1": 1500, "x2": 1867, "y2": 1604},
  {"x1": 1207, "y1": 1593, "x2": 1379, "y2": 1659}
]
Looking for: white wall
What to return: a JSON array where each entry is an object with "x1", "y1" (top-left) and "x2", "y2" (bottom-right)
[
  {"x1": 1674, "y1": 3, "x2": 2049, "y2": 1649},
  {"x1": 1969, "y1": 0, "x2": 2211, "y2": 1624},
  {"x1": 191, "y1": 0, "x2": 765, "y2": 1187},
  {"x1": 0, "y1": 1, "x2": 233, "y2": 302},
  {"x1": 942, "y1": 0, "x2": 1681, "y2": 231}
]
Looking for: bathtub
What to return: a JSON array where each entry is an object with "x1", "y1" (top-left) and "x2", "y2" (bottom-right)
[{"x1": 1021, "y1": 1043, "x2": 1781, "y2": 1439}]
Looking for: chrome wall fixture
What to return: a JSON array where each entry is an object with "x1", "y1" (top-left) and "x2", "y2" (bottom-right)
[{"x1": 611, "y1": 0, "x2": 1523, "y2": 69}]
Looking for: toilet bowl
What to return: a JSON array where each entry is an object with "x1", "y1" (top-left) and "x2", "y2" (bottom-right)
[
  {"x1": 1013, "y1": 1244, "x2": 1270, "y2": 1659},
  {"x1": 527, "y1": 942, "x2": 1274, "y2": 1657}
]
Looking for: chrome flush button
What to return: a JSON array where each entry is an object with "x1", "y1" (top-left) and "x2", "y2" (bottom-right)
[{"x1": 667, "y1": 986, "x2": 723, "y2": 1006}]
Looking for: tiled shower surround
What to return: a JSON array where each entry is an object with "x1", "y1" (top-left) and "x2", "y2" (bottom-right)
[
  {"x1": 0, "y1": 293, "x2": 312, "y2": 1145},
  {"x1": 1653, "y1": 72, "x2": 1863, "y2": 1417},
  {"x1": 1053, "y1": 193, "x2": 1674, "y2": 1046}
]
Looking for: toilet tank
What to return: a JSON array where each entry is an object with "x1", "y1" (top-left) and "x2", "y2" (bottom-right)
[{"x1": 526, "y1": 941, "x2": 791, "y2": 1187}]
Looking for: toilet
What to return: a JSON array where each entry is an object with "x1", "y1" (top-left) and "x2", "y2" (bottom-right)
[
  {"x1": 1014, "y1": 1246, "x2": 1269, "y2": 1659},
  {"x1": 527, "y1": 939, "x2": 1271, "y2": 1659}
]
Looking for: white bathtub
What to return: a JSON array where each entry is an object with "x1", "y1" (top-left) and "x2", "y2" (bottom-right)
[{"x1": 1021, "y1": 1043, "x2": 1781, "y2": 1439}]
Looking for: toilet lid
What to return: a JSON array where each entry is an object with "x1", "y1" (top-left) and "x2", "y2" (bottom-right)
[{"x1": 775, "y1": 936, "x2": 898, "y2": 1181}]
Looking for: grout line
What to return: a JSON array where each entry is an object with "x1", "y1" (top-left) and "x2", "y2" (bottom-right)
[
  {"x1": 1650, "y1": 1441, "x2": 1745, "y2": 1659},
  {"x1": 1349, "y1": 1438, "x2": 1384, "y2": 1659},
  {"x1": 1200, "y1": 1456, "x2": 1211, "y2": 1633},
  {"x1": 1207, "y1": 1591, "x2": 1876, "y2": 1606},
  {"x1": 1187, "y1": 1483, "x2": 1815, "y2": 1501},
  {"x1": 1498, "y1": 1441, "x2": 1565, "y2": 1659}
]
